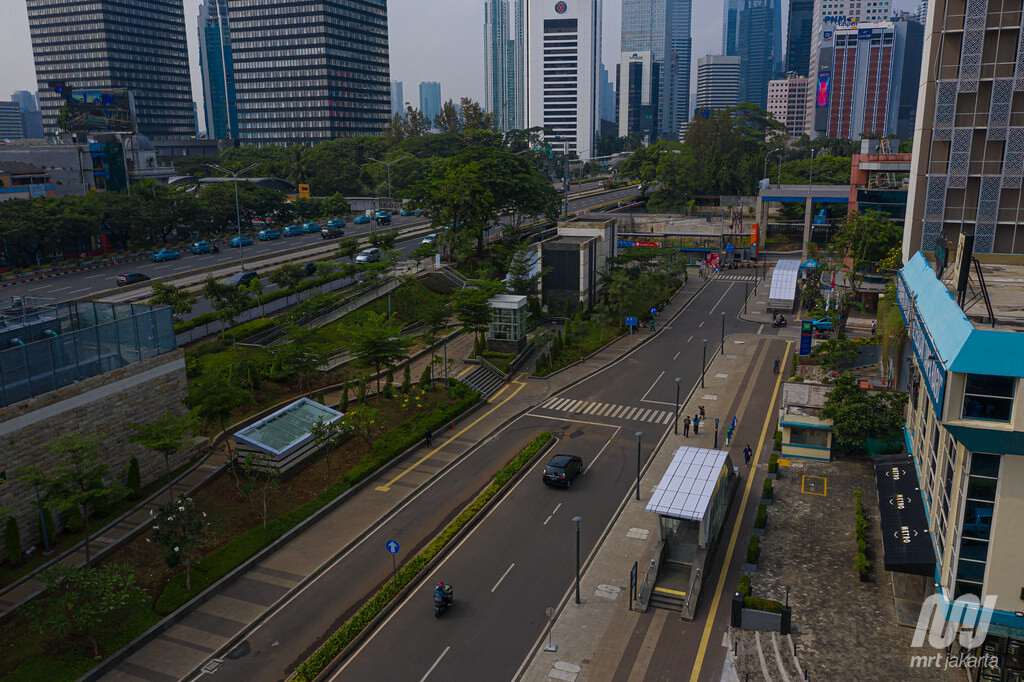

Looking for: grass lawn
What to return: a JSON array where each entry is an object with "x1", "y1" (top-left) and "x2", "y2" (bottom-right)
[{"x1": 0, "y1": 387, "x2": 457, "y2": 681}]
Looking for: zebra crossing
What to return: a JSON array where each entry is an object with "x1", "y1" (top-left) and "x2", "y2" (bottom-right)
[{"x1": 537, "y1": 397, "x2": 675, "y2": 424}]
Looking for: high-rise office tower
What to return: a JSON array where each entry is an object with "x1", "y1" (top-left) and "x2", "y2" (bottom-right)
[
  {"x1": 198, "y1": 0, "x2": 237, "y2": 141},
  {"x1": 695, "y1": 55, "x2": 741, "y2": 112},
  {"x1": 524, "y1": 0, "x2": 602, "y2": 159},
  {"x1": 10, "y1": 91, "x2": 37, "y2": 114},
  {"x1": 767, "y1": 74, "x2": 809, "y2": 137},
  {"x1": 228, "y1": 0, "x2": 389, "y2": 144},
  {"x1": 11, "y1": 91, "x2": 43, "y2": 138},
  {"x1": 420, "y1": 82, "x2": 442, "y2": 124},
  {"x1": 785, "y1": 0, "x2": 814, "y2": 77},
  {"x1": 485, "y1": 0, "x2": 514, "y2": 130},
  {"x1": 26, "y1": 0, "x2": 194, "y2": 139},
  {"x1": 617, "y1": 51, "x2": 660, "y2": 143},
  {"x1": 904, "y1": 0, "x2": 1024, "y2": 257},
  {"x1": 737, "y1": 0, "x2": 779, "y2": 108},
  {"x1": 722, "y1": 0, "x2": 742, "y2": 56},
  {"x1": 621, "y1": 0, "x2": 691, "y2": 140},
  {"x1": 600, "y1": 63, "x2": 617, "y2": 124},
  {"x1": 810, "y1": 20, "x2": 922, "y2": 142},
  {"x1": 390, "y1": 81, "x2": 404, "y2": 116},
  {"x1": 805, "y1": 0, "x2": 892, "y2": 136},
  {"x1": 0, "y1": 102, "x2": 24, "y2": 139},
  {"x1": 511, "y1": 0, "x2": 525, "y2": 130}
]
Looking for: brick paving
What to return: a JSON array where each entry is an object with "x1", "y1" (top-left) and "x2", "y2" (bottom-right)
[{"x1": 734, "y1": 458, "x2": 961, "y2": 682}]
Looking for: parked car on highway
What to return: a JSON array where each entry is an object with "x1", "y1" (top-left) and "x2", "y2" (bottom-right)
[
  {"x1": 116, "y1": 272, "x2": 150, "y2": 287},
  {"x1": 229, "y1": 235, "x2": 253, "y2": 247},
  {"x1": 542, "y1": 454, "x2": 584, "y2": 488},
  {"x1": 326, "y1": 218, "x2": 345, "y2": 228},
  {"x1": 223, "y1": 271, "x2": 259, "y2": 288},
  {"x1": 399, "y1": 208, "x2": 414, "y2": 216},
  {"x1": 355, "y1": 247, "x2": 381, "y2": 264},
  {"x1": 151, "y1": 249, "x2": 180, "y2": 262},
  {"x1": 353, "y1": 215, "x2": 371, "y2": 225},
  {"x1": 258, "y1": 229, "x2": 282, "y2": 241},
  {"x1": 321, "y1": 226, "x2": 345, "y2": 239},
  {"x1": 302, "y1": 222, "x2": 319, "y2": 233},
  {"x1": 190, "y1": 241, "x2": 217, "y2": 254},
  {"x1": 283, "y1": 225, "x2": 304, "y2": 237}
]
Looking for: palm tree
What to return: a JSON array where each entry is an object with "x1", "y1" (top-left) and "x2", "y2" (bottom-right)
[{"x1": 286, "y1": 146, "x2": 311, "y2": 186}]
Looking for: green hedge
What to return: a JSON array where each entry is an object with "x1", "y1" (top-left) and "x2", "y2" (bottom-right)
[
  {"x1": 293, "y1": 431, "x2": 554, "y2": 681},
  {"x1": 762, "y1": 479, "x2": 773, "y2": 500},
  {"x1": 746, "y1": 536, "x2": 760, "y2": 564},
  {"x1": 754, "y1": 503, "x2": 767, "y2": 529},
  {"x1": 743, "y1": 596, "x2": 783, "y2": 613},
  {"x1": 768, "y1": 453, "x2": 778, "y2": 474},
  {"x1": 737, "y1": 575, "x2": 751, "y2": 596},
  {"x1": 853, "y1": 489, "x2": 869, "y2": 577},
  {"x1": 774, "y1": 429, "x2": 782, "y2": 451},
  {"x1": 155, "y1": 382, "x2": 481, "y2": 615}
]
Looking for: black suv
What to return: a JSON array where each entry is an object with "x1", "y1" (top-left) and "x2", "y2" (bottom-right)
[
  {"x1": 223, "y1": 271, "x2": 259, "y2": 288},
  {"x1": 116, "y1": 272, "x2": 150, "y2": 287},
  {"x1": 542, "y1": 455, "x2": 584, "y2": 488},
  {"x1": 321, "y1": 226, "x2": 344, "y2": 239}
]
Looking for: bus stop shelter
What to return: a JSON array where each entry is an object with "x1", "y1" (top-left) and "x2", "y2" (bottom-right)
[{"x1": 768, "y1": 259, "x2": 801, "y2": 313}]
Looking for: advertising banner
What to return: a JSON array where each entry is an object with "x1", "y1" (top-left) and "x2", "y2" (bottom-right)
[{"x1": 68, "y1": 89, "x2": 134, "y2": 133}]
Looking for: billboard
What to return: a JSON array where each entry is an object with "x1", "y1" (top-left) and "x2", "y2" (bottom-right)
[
  {"x1": 816, "y1": 72, "x2": 831, "y2": 107},
  {"x1": 67, "y1": 89, "x2": 134, "y2": 133}
]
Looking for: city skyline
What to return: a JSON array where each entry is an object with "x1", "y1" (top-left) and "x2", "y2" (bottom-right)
[{"x1": 0, "y1": 0, "x2": 918, "y2": 137}]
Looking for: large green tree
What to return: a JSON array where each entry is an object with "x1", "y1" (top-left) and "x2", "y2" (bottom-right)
[
  {"x1": 127, "y1": 412, "x2": 192, "y2": 502},
  {"x1": 820, "y1": 373, "x2": 906, "y2": 455},
  {"x1": 347, "y1": 311, "x2": 412, "y2": 393}
]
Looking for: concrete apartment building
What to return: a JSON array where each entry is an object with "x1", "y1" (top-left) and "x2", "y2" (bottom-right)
[{"x1": 767, "y1": 73, "x2": 809, "y2": 137}]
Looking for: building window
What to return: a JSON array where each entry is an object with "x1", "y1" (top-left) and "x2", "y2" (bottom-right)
[
  {"x1": 954, "y1": 452, "x2": 1000, "y2": 599},
  {"x1": 962, "y1": 374, "x2": 1015, "y2": 422},
  {"x1": 789, "y1": 427, "x2": 830, "y2": 448}
]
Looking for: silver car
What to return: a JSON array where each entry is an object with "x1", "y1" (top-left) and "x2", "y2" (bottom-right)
[{"x1": 355, "y1": 247, "x2": 381, "y2": 264}]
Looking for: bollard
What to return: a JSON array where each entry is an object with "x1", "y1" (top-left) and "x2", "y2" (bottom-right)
[{"x1": 450, "y1": 419, "x2": 455, "y2": 430}]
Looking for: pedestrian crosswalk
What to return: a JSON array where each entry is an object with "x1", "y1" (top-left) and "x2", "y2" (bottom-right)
[{"x1": 537, "y1": 397, "x2": 675, "y2": 424}]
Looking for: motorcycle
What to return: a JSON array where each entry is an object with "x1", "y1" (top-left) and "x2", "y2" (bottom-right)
[
  {"x1": 433, "y1": 583, "x2": 453, "y2": 617},
  {"x1": 211, "y1": 244, "x2": 220, "y2": 253},
  {"x1": 771, "y1": 316, "x2": 787, "y2": 328}
]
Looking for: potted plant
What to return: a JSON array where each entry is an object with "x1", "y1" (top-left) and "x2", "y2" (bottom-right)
[
  {"x1": 745, "y1": 535, "x2": 760, "y2": 571},
  {"x1": 753, "y1": 503, "x2": 768, "y2": 536},
  {"x1": 761, "y1": 479, "x2": 774, "y2": 506},
  {"x1": 767, "y1": 453, "x2": 779, "y2": 480}
]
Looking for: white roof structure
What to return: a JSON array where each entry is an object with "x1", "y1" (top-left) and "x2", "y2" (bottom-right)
[
  {"x1": 234, "y1": 398, "x2": 341, "y2": 456},
  {"x1": 646, "y1": 447, "x2": 731, "y2": 521},
  {"x1": 768, "y1": 259, "x2": 801, "y2": 309}
]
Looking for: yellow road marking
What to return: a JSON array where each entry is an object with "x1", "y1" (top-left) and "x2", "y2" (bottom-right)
[
  {"x1": 653, "y1": 587, "x2": 687, "y2": 597},
  {"x1": 374, "y1": 373, "x2": 528, "y2": 492},
  {"x1": 457, "y1": 366, "x2": 473, "y2": 378},
  {"x1": 689, "y1": 340, "x2": 792, "y2": 682},
  {"x1": 801, "y1": 475, "x2": 827, "y2": 496}
]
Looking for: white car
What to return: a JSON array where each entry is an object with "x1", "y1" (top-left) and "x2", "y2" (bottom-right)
[
  {"x1": 421, "y1": 233, "x2": 437, "y2": 245},
  {"x1": 355, "y1": 247, "x2": 381, "y2": 264}
]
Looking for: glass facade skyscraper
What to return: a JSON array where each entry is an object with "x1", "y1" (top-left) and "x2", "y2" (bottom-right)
[
  {"x1": 26, "y1": 0, "x2": 195, "y2": 139},
  {"x1": 722, "y1": 0, "x2": 781, "y2": 109},
  {"x1": 228, "y1": 0, "x2": 390, "y2": 144},
  {"x1": 785, "y1": 0, "x2": 814, "y2": 77},
  {"x1": 198, "y1": 0, "x2": 237, "y2": 140},
  {"x1": 420, "y1": 82, "x2": 442, "y2": 125},
  {"x1": 620, "y1": 0, "x2": 691, "y2": 140}
]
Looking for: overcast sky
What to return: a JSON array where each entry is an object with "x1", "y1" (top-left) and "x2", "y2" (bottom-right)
[{"x1": 0, "y1": 0, "x2": 912, "y2": 130}]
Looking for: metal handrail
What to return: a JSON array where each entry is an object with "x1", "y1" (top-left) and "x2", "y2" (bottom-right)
[
  {"x1": 637, "y1": 559, "x2": 656, "y2": 605},
  {"x1": 475, "y1": 355, "x2": 508, "y2": 382}
]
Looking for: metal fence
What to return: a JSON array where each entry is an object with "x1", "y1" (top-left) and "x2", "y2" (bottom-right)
[{"x1": 0, "y1": 301, "x2": 176, "y2": 408}]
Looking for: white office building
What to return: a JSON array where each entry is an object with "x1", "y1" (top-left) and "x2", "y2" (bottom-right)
[{"x1": 525, "y1": 0, "x2": 602, "y2": 159}]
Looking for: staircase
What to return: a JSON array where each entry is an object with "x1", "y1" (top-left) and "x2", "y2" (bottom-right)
[
  {"x1": 648, "y1": 586, "x2": 687, "y2": 612},
  {"x1": 461, "y1": 364, "x2": 507, "y2": 400},
  {"x1": 438, "y1": 266, "x2": 469, "y2": 290}
]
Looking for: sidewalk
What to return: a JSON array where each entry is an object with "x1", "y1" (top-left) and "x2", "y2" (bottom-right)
[
  {"x1": 90, "y1": 278, "x2": 708, "y2": 680},
  {"x1": 517, "y1": 331, "x2": 782, "y2": 682}
]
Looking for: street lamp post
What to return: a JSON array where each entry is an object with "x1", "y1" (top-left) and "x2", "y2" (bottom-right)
[
  {"x1": 764, "y1": 149, "x2": 781, "y2": 189},
  {"x1": 674, "y1": 377, "x2": 682, "y2": 435},
  {"x1": 572, "y1": 516, "x2": 583, "y2": 604},
  {"x1": 634, "y1": 431, "x2": 643, "y2": 501},
  {"x1": 702, "y1": 339, "x2": 708, "y2": 388},
  {"x1": 208, "y1": 162, "x2": 260, "y2": 272},
  {"x1": 367, "y1": 155, "x2": 408, "y2": 201},
  {"x1": 809, "y1": 148, "x2": 818, "y2": 190}
]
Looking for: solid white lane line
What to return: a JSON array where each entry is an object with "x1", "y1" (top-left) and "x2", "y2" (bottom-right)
[
  {"x1": 640, "y1": 370, "x2": 665, "y2": 403},
  {"x1": 419, "y1": 646, "x2": 450, "y2": 682},
  {"x1": 491, "y1": 563, "x2": 515, "y2": 593},
  {"x1": 552, "y1": 502, "x2": 562, "y2": 515}
]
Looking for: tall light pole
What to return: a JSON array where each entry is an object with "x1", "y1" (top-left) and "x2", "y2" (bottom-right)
[
  {"x1": 721, "y1": 311, "x2": 726, "y2": 355},
  {"x1": 808, "y1": 148, "x2": 819, "y2": 190},
  {"x1": 208, "y1": 162, "x2": 260, "y2": 272},
  {"x1": 674, "y1": 377, "x2": 682, "y2": 435},
  {"x1": 367, "y1": 156, "x2": 408, "y2": 201},
  {"x1": 702, "y1": 339, "x2": 708, "y2": 388},
  {"x1": 634, "y1": 431, "x2": 643, "y2": 501},
  {"x1": 764, "y1": 148, "x2": 782, "y2": 189},
  {"x1": 572, "y1": 516, "x2": 583, "y2": 604}
]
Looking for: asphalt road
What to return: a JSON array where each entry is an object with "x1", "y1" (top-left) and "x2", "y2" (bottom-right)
[
  {"x1": 0, "y1": 186, "x2": 639, "y2": 306},
  {"x1": 177, "y1": 277, "x2": 764, "y2": 682}
]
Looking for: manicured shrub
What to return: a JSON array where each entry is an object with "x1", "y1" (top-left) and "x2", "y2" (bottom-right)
[
  {"x1": 418, "y1": 364, "x2": 432, "y2": 389},
  {"x1": 768, "y1": 453, "x2": 778, "y2": 474},
  {"x1": 762, "y1": 479, "x2": 773, "y2": 500},
  {"x1": 401, "y1": 365, "x2": 412, "y2": 394},
  {"x1": 38, "y1": 507, "x2": 56, "y2": 548},
  {"x1": 339, "y1": 381, "x2": 350, "y2": 412},
  {"x1": 126, "y1": 457, "x2": 142, "y2": 500},
  {"x1": 91, "y1": 491, "x2": 111, "y2": 518},
  {"x1": 743, "y1": 596, "x2": 783, "y2": 613},
  {"x1": 63, "y1": 505, "x2": 83, "y2": 534},
  {"x1": 5, "y1": 517, "x2": 22, "y2": 566},
  {"x1": 315, "y1": 391, "x2": 326, "y2": 405},
  {"x1": 746, "y1": 536, "x2": 760, "y2": 564},
  {"x1": 737, "y1": 575, "x2": 751, "y2": 596},
  {"x1": 357, "y1": 376, "x2": 367, "y2": 404},
  {"x1": 774, "y1": 429, "x2": 782, "y2": 451},
  {"x1": 755, "y1": 503, "x2": 768, "y2": 529},
  {"x1": 383, "y1": 370, "x2": 394, "y2": 399}
]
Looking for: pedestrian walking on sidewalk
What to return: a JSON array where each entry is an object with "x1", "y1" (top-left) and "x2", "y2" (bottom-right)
[
  {"x1": 699, "y1": 405, "x2": 706, "y2": 419},
  {"x1": 871, "y1": 320, "x2": 877, "y2": 335},
  {"x1": 743, "y1": 444, "x2": 752, "y2": 467},
  {"x1": 683, "y1": 416, "x2": 690, "y2": 437},
  {"x1": 424, "y1": 427, "x2": 432, "y2": 448},
  {"x1": 693, "y1": 415, "x2": 700, "y2": 435}
]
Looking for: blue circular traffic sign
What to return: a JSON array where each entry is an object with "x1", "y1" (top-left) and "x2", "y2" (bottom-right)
[{"x1": 385, "y1": 539, "x2": 400, "y2": 554}]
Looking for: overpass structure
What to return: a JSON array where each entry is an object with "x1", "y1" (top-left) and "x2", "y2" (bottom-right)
[{"x1": 755, "y1": 184, "x2": 850, "y2": 260}]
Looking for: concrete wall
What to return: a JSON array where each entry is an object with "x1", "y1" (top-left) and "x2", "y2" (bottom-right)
[
  {"x1": 0, "y1": 350, "x2": 199, "y2": 553},
  {"x1": 0, "y1": 143, "x2": 97, "y2": 196},
  {"x1": 986, "y1": 453, "x2": 1024, "y2": 613}
]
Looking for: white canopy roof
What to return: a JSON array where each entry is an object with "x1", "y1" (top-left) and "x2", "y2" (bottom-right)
[
  {"x1": 646, "y1": 447, "x2": 731, "y2": 521},
  {"x1": 768, "y1": 259, "x2": 801, "y2": 307}
]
